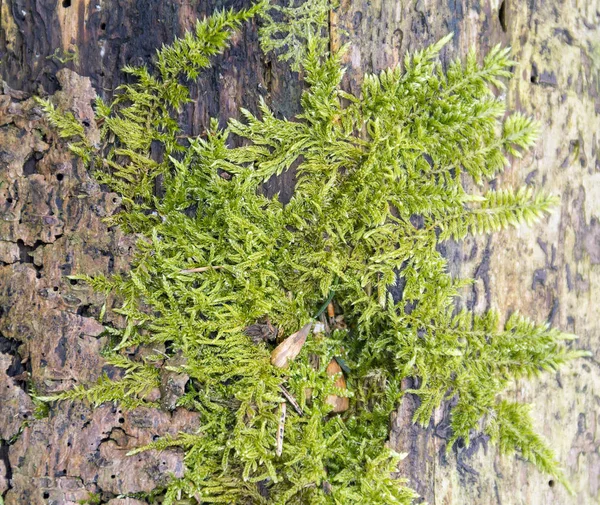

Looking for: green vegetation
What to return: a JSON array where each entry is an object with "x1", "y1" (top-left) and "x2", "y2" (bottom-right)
[
  {"x1": 47, "y1": 46, "x2": 79, "y2": 64},
  {"x1": 37, "y1": 0, "x2": 587, "y2": 502}
]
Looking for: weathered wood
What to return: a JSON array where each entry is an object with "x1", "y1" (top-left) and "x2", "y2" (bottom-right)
[
  {"x1": 331, "y1": 1, "x2": 600, "y2": 503},
  {"x1": 0, "y1": 73, "x2": 202, "y2": 504},
  {"x1": 0, "y1": 0, "x2": 598, "y2": 504}
]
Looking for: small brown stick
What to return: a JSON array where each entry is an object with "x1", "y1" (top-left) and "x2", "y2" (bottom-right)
[
  {"x1": 180, "y1": 265, "x2": 224, "y2": 274},
  {"x1": 279, "y1": 385, "x2": 304, "y2": 416},
  {"x1": 276, "y1": 401, "x2": 287, "y2": 457},
  {"x1": 327, "y1": 302, "x2": 335, "y2": 319}
]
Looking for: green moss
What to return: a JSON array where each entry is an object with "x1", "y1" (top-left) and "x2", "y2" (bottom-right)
[
  {"x1": 78, "y1": 493, "x2": 102, "y2": 505},
  {"x1": 46, "y1": 46, "x2": 79, "y2": 65},
  {"x1": 37, "y1": 0, "x2": 588, "y2": 502}
]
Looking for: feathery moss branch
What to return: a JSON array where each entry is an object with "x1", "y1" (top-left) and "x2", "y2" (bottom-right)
[{"x1": 37, "y1": 0, "x2": 588, "y2": 502}]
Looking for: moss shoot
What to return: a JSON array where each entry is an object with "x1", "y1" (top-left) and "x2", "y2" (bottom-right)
[{"x1": 37, "y1": 0, "x2": 587, "y2": 503}]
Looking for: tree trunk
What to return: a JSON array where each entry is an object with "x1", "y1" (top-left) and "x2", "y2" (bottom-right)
[{"x1": 0, "y1": 0, "x2": 598, "y2": 504}]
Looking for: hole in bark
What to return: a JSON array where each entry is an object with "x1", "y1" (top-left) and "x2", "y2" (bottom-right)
[
  {"x1": 498, "y1": 1, "x2": 507, "y2": 32},
  {"x1": 0, "y1": 334, "x2": 26, "y2": 381},
  {"x1": 100, "y1": 22, "x2": 106, "y2": 30},
  {"x1": 62, "y1": 0, "x2": 71, "y2": 7},
  {"x1": 24, "y1": 156, "x2": 37, "y2": 175},
  {"x1": 0, "y1": 440, "x2": 12, "y2": 483},
  {"x1": 77, "y1": 304, "x2": 93, "y2": 317},
  {"x1": 69, "y1": 278, "x2": 77, "y2": 285},
  {"x1": 118, "y1": 417, "x2": 125, "y2": 424},
  {"x1": 110, "y1": 474, "x2": 116, "y2": 479},
  {"x1": 548, "y1": 480, "x2": 555, "y2": 487},
  {"x1": 530, "y1": 63, "x2": 539, "y2": 84},
  {"x1": 6, "y1": 197, "x2": 12, "y2": 203},
  {"x1": 56, "y1": 173, "x2": 64, "y2": 181},
  {"x1": 43, "y1": 492, "x2": 50, "y2": 499},
  {"x1": 17, "y1": 239, "x2": 44, "y2": 264},
  {"x1": 53, "y1": 286, "x2": 59, "y2": 292}
]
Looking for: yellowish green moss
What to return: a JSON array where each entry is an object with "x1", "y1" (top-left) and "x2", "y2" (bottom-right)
[{"x1": 37, "y1": 0, "x2": 588, "y2": 502}]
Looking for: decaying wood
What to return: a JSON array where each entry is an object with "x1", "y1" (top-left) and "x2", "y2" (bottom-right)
[
  {"x1": 0, "y1": 72, "x2": 200, "y2": 505},
  {"x1": 159, "y1": 351, "x2": 189, "y2": 411},
  {"x1": 0, "y1": 0, "x2": 598, "y2": 503},
  {"x1": 246, "y1": 319, "x2": 279, "y2": 344}
]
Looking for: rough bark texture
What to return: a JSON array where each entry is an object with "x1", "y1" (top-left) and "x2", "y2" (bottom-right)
[{"x1": 0, "y1": 0, "x2": 598, "y2": 504}]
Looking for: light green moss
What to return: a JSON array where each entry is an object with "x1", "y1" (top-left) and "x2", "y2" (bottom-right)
[{"x1": 37, "y1": 0, "x2": 588, "y2": 502}]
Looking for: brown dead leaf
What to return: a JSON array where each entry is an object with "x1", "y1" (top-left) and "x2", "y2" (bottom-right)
[
  {"x1": 325, "y1": 358, "x2": 349, "y2": 413},
  {"x1": 270, "y1": 322, "x2": 312, "y2": 368}
]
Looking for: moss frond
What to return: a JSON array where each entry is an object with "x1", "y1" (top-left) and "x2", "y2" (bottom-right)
[{"x1": 38, "y1": 0, "x2": 586, "y2": 502}]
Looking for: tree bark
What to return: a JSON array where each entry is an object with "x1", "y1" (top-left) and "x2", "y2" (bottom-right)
[{"x1": 0, "y1": 0, "x2": 598, "y2": 504}]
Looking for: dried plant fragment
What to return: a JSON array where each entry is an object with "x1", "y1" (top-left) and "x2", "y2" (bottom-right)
[
  {"x1": 270, "y1": 322, "x2": 312, "y2": 368},
  {"x1": 180, "y1": 265, "x2": 224, "y2": 274},
  {"x1": 280, "y1": 384, "x2": 304, "y2": 415},
  {"x1": 276, "y1": 401, "x2": 287, "y2": 456},
  {"x1": 325, "y1": 358, "x2": 349, "y2": 413}
]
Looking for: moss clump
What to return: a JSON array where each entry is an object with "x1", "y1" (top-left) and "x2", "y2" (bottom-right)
[{"x1": 38, "y1": 0, "x2": 587, "y2": 502}]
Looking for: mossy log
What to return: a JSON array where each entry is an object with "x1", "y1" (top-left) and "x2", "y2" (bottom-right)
[{"x1": 0, "y1": 0, "x2": 598, "y2": 504}]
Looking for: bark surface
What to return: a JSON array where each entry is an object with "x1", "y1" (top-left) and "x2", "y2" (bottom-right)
[{"x1": 0, "y1": 0, "x2": 598, "y2": 504}]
